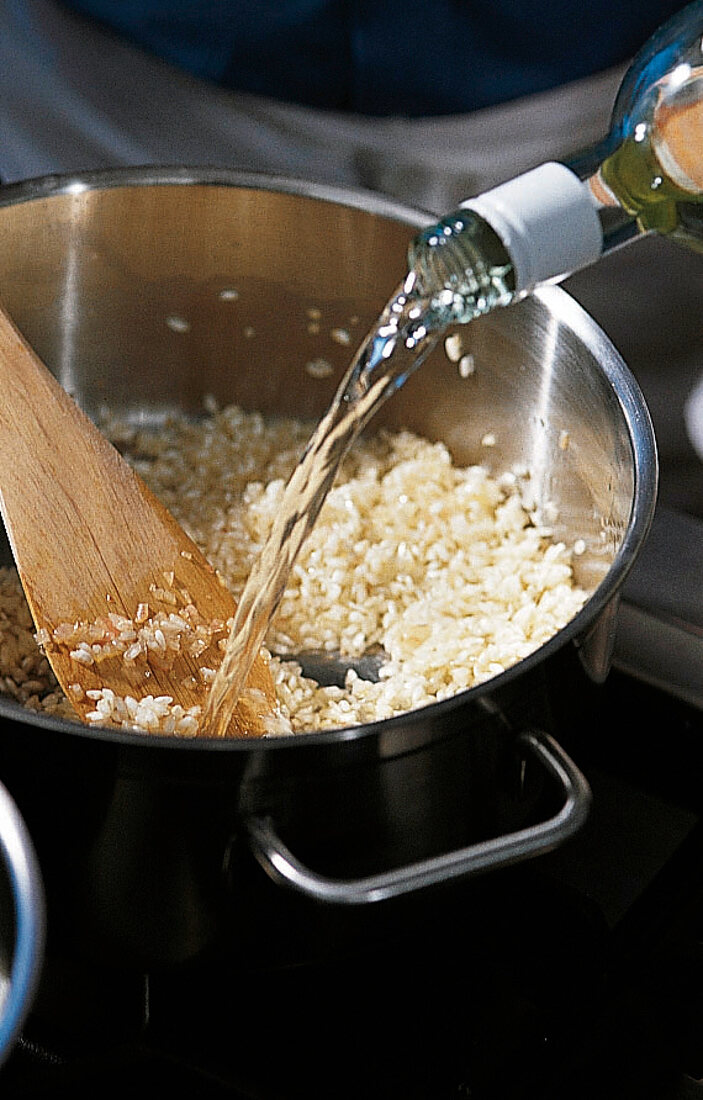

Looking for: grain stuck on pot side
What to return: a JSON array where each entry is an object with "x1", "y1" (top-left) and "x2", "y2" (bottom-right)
[{"x1": 0, "y1": 399, "x2": 588, "y2": 737}]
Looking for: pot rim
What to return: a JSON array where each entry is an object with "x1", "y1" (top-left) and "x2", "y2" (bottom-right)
[
  {"x1": 0, "y1": 165, "x2": 659, "y2": 753},
  {"x1": 0, "y1": 162, "x2": 435, "y2": 230}
]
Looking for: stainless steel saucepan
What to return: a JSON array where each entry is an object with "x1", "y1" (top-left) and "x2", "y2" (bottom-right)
[{"x1": 0, "y1": 167, "x2": 656, "y2": 971}]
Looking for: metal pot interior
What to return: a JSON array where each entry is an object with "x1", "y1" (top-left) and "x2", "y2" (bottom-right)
[{"x1": 0, "y1": 169, "x2": 657, "y2": 730}]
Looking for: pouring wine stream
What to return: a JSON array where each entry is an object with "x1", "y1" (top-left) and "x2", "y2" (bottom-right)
[{"x1": 202, "y1": 272, "x2": 465, "y2": 737}]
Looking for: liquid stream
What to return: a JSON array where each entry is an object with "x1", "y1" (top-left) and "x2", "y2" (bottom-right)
[{"x1": 201, "y1": 263, "x2": 506, "y2": 738}]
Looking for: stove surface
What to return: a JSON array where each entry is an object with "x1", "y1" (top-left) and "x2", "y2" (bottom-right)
[{"x1": 2, "y1": 668, "x2": 703, "y2": 1099}]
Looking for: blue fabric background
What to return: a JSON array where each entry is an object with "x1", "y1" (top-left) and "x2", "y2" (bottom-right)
[{"x1": 57, "y1": 0, "x2": 687, "y2": 115}]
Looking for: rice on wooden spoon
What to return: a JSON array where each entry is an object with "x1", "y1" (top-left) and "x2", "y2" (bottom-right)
[{"x1": 0, "y1": 306, "x2": 280, "y2": 738}]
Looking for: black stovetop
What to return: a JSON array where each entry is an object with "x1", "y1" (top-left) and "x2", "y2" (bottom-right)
[{"x1": 2, "y1": 668, "x2": 702, "y2": 1100}]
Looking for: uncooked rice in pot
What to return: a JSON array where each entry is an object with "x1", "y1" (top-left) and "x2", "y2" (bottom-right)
[{"x1": 0, "y1": 400, "x2": 588, "y2": 736}]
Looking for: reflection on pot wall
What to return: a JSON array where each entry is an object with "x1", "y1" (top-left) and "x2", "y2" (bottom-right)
[{"x1": 566, "y1": 236, "x2": 703, "y2": 518}]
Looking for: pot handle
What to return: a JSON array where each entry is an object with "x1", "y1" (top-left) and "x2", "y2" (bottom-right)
[
  {"x1": 0, "y1": 779, "x2": 45, "y2": 1066},
  {"x1": 245, "y1": 729, "x2": 591, "y2": 905}
]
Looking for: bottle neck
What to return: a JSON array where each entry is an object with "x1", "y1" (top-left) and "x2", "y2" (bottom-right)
[
  {"x1": 408, "y1": 159, "x2": 650, "y2": 326},
  {"x1": 458, "y1": 162, "x2": 612, "y2": 296}
]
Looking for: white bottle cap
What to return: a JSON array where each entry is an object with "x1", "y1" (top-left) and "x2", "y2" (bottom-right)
[{"x1": 461, "y1": 162, "x2": 603, "y2": 294}]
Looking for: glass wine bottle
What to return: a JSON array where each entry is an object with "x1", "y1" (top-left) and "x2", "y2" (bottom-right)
[{"x1": 408, "y1": 0, "x2": 703, "y2": 329}]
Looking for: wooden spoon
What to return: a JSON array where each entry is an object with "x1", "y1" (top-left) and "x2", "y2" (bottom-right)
[{"x1": 0, "y1": 306, "x2": 278, "y2": 738}]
